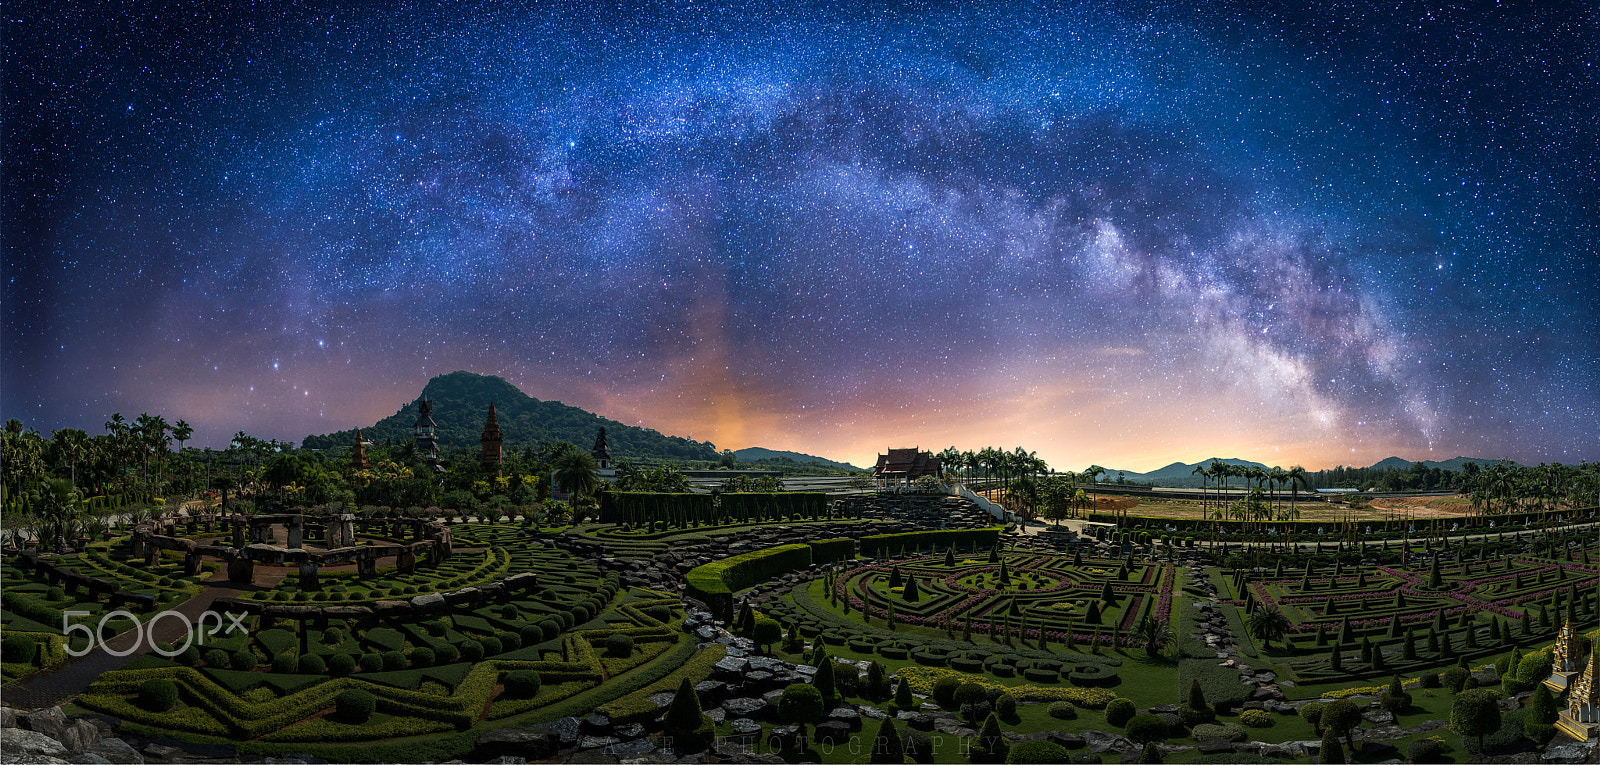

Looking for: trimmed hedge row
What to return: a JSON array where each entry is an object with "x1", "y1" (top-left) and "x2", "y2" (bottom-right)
[
  {"x1": 595, "y1": 643, "x2": 728, "y2": 724},
  {"x1": 857, "y1": 527, "x2": 1003, "y2": 558},
  {"x1": 685, "y1": 544, "x2": 814, "y2": 622}
]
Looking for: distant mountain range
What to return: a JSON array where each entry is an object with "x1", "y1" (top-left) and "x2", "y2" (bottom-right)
[
  {"x1": 733, "y1": 447, "x2": 864, "y2": 472},
  {"x1": 1097, "y1": 456, "x2": 1516, "y2": 488},
  {"x1": 301, "y1": 371, "x2": 719, "y2": 462}
]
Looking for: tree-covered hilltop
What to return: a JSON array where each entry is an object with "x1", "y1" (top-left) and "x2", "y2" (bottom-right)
[{"x1": 301, "y1": 371, "x2": 719, "y2": 462}]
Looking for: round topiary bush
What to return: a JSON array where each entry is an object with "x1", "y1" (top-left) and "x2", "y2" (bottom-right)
[
  {"x1": 646, "y1": 605, "x2": 672, "y2": 623},
  {"x1": 504, "y1": 669, "x2": 542, "y2": 699},
  {"x1": 538, "y1": 619, "x2": 561, "y2": 642},
  {"x1": 1239, "y1": 709, "x2": 1273, "y2": 728},
  {"x1": 460, "y1": 640, "x2": 484, "y2": 662},
  {"x1": 203, "y1": 648, "x2": 230, "y2": 669},
  {"x1": 1191, "y1": 723, "x2": 1248, "y2": 743},
  {"x1": 1124, "y1": 714, "x2": 1168, "y2": 744},
  {"x1": 1047, "y1": 701, "x2": 1079, "y2": 720},
  {"x1": 1104, "y1": 698, "x2": 1137, "y2": 727},
  {"x1": 436, "y1": 642, "x2": 460, "y2": 664},
  {"x1": 46, "y1": 586, "x2": 65, "y2": 600},
  {"x1": 175, "y1": 645, "x2": 200, "y2": 667},
  {"x1": 995, "y1": 693, "x2": 1017, "y2": 718},
  {"x1": 298, "y1": 653, "x2": 326, "y2": 675},
  {"x1": 328, "y1": 653, "x2": 356, "y2": 677},
  {"x1": 1007, "y1": 740, "x2": 1071, "y2": 764},
  {"x1": 519, "y1": 624, "x2": 542, "y2": 646},
  {"x1": 931, "y1": 675, "x2": 963, "y2": 707},
  {"x1": 138, "y1": 678, "x2": 179, "y2": 712},
  {"x1": 336, "y1": 688, "x2": 376, "y2": 724},
  {"x1": 409, "y1": 646, "x2": 435, "y2": 668},
  {"x1": 230, "y1": 649, "x2": 258, "y2": 671},
  {"x1": 382, "y1": 650, "x2": 407, "y2": 671},
  {"x1": 1407, "y1": 737, "x2": 1447, "y2": 764},
  {"x1": 2, "y1": 634, "x2": 38, "y2": 664},
  {"x1": 272, "y1": 653, "x2": 297, "y2": 674},
  {"x1": 604, "y1": 633, "x2": 635, "y2": 658},
  {"x1": 359, "y1": 653, "x2": 383, "y2": 673},
  {"x1": 499, "y1": 631, "x2": 522, "y2": 651},
  {"x1": 953, "y1": 681, "x2": 989, "y2": 707},
  {"x1": 480, "y1": 636, "x2": 503, "y2": 656}
]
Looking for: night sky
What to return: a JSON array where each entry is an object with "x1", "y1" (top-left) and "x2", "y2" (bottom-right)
[{"x1": 5, "y1": 0, "x2": 1597, "y2": 472}]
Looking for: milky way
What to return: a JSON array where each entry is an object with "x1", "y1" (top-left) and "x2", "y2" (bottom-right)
[{"x1": 5, "y1": 0, "x2": 1597, "y2": 471}]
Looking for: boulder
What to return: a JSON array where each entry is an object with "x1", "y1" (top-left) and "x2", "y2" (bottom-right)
[
  {"x1": 721, "y1": 698, "x2": 767, "y2": 719},
  {"x1": 2, "y1": 729, "x2": 69, "y2": 759},
  {"x1": 56, "y1": 721, "x2": 103, "y2": 754},
  {"x1": 474, "y1": 728, "x2": 561, "y2": 761},
  {"x1": 580, "y1": 713, "x2": 611, "y2": 733},
  {"x1": 21, "y1": 709, "x2": 68, "y2": 741},
  {"x1": 410, "y1": 592, "x2": 448, "y2": 612},
  {"x1": 82, "y1": 739, "x2": 141, "y2": 765}
]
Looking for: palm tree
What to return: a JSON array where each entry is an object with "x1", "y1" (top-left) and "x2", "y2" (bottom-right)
[
  {"x1": 50, "y1": 428, "x2": 91, "y2": 488},
  {"x1": 1135, "y1": 614, "x2": 1174, "y2": 658},
  {"x1": 38, "y1": 477, "x2": 83, "y2": 551},
  {"x1": 1246, "y1": 605, "x2": 1290, "y2": 651},
  {"x1": 172, "y1": 420, "x2": 193, "y2": 453},
  {"x1": 1192, "y1": 464, "x2": 1209, "y2": 517},
  {"x1": 553, "y1": 446, "x2": 601, "y2": 504}
]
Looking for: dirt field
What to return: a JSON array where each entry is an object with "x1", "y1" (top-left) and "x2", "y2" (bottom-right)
[{"x1": 1106, "y1": 493, "x2": 1478, "y2": 523}]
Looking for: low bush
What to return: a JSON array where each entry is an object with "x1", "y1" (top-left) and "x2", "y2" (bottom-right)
[
  {"x1": 1007, "y1": 740, "x2": 1070, "y2": 764},
  {"x1": 336, "y1": 688, "x2": 376, "y2": 724},
  {"x1": 271, "y1": 653, "x2": 296, "y2": 674},
  {"x1": 138, "y1": 678, "x2": 178, "y2": 712},
  {"x1": 230, "y1": 649, "x2": 258, "y2": 672},
  {"x1": 1048, "y1": 701, "x2": 1079, "y2": 719},
  {"x1": 1105, "y1": 698, "x2": 1136, "y2": 727},
  {"x1": 460, "y1": 640, "x2": 484, "y2": 663},
  {"x1": 328, "y1": 653, "x2": 356, "y2": 677},
  {"x1": 1239, "y1": 709, "x2": 1272, "y2": 728},
  {"x1": 298, "y1": 654, "x2": 326, "y2": 675},
  {"x1": 504, "y1": 669, "x2": 542, "y2": 699},
  {"x1": 1407, "y1": 737, "x2": 1448, "y2": 764},
  {"x1": 204, "y1": 648, "x2": 230, "y2": 669},
  {"x1": 382, "y1": 650, "x2": 407, "y2": 672},
  {"x1": 605, "y1": 634, "x2": 635, "y2": 658},
  {"x1": 359, "y1": 653, "x2": 383, "y2": 673},
  {"x1": 3, "y1": 634, "x2": 38, "y2": 664},
  {"x1": 436, "y1": 643, "x2": 460, "y2": 664},
  {"x1": 1191, "y1": 723, "x2": 1248, "y2": 743}
]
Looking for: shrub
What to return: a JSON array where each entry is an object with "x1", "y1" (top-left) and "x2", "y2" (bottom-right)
[
  {"x1": 1124, "y1": 714, "x2": 1168, "y2": 744},
  {"x1": 504, "y1": 669, "x2": 542, "y2": 699},
  {"x1": 1441, "y1": 666, "x2": 1470, "y2": 693},
  {"x1": 995, "y1": 693, "x2": 1017, "y2": 718},
  {"x1": 298, "y1": 653, "x2": 326, "y2": 675},
  {"x1": 499, "y1": 631, "x2": 522, "y2": 651},
  {"x1": 230, "y1": 649, "x2": 258, "y2": 671},
  {"x1": 902, "y1": 729, "x2": 934, "y2": 764},
  {"x1": 460, "y1": 640, "x2": 484, "y2": 662},
  {"x1": 1418, "y1": 672, "x2": 1441, "y2": 688},
  {"x1": 409, "y1": 646, "x2": 435, "y2": 668},
  {"x1": 480, "y1": 636, "x2": 503, "y2": 656},
  {"x1": 1048, "y1": 701, "x2": 1079, "y2": 720},
  {"x1": 959, "y1": 700, "x2": 993, "y2": 724},
  {"x1": 1105, "y1": 698, "x2": 1137, "y2": 727},
  {"x1": 328, "y1": 653, "x2": 356, "y2": 677},
  {"x1": 519, "y1": 624, "x2": 543, "y2": 646},
  {"x1": 45, "y1": 586, "x2": 65, "y2": 600},
  {"x1": 138, "y1": 678, "x2": 179, "y2": 712},
  {"x1": 336, "y1": 688, "x2": 376, "y2": 723},
  {"x1": 605, "y1": 633, "x2": 635, "y2": 658},
  {"x1": 1191, "y1": 723, "x2": 1248, "y2": 742},
  {"x1": 1239, "y1": 709, "x2": 1272, "y2": 728},
  {"x1": 932, "y1": 675, "x2": 962, "y2": 707},
  {"x1": 358, "y1": 653, "x2": 383, "y2": 673},
  {"x1": 271, "y1": 653, "x2": 297, "y2": 674},
  {"x1": 954, "y1": 681, "x2": 989, "y2": 707},
  {"x1": 436, "y1": 642, "x2": 460, "y2": 664},
  {"x1": 203, "y1": 648, "x2": 230, "y2": 669},
  {"x1": 175, "y1": 645, "x2": 199, "y2": 667},
  {"x1": 382, "y1": 650, "x2": 407, "y2": 671},
  {"x1": 537, "y1": 619, "x2": 561, "y2": 641},
  {"x1": 2, "y1": 634, "x2": 38, "y2": 664},
  {"x1": 1406, "y1": 737, "x2": 1447, "y2": 764},
  {"x1": 1007, "y1": 741, "x2": 1071, "y2": 764}
]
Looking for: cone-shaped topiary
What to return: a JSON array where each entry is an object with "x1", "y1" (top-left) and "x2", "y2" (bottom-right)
[
  {"x1": 889, "y1": 566, "x2": 903, "y2": 589},
  {"x1": 905, "y1": 573, "x2": 920, "y2": 601},
  {"x1": 869, "y1": 717, "x2": 904, "y2": 764},
  {"x1": 814, "y1": 657, "x2": 837, "y2": 705},
  {"x1": 1320, "y1": 727, "x2": 1345, "y2": 764},
  {"x1": 976, "y1": 711, "x2": 1009, "y2": 762},
  {"x1": 895, "y1": 676, "x2": 914, "y2": 708}
]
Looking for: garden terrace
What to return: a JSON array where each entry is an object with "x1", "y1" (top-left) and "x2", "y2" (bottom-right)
[
  {"x1": 1225, "y1": 551, "x2": 1600, "y2": 684},
  {"x1": 842, "y1": 493, "x2": 995, "y2": 528}
]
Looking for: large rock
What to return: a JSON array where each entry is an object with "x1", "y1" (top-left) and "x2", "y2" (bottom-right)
[
  {"x1": 721, "y1": 697, "x2": 767, "y2": 719},
  {"x1": 410, "y1": 592, "x2": 448, "y2": 612},
  {"x1": 56, "y1": 721, "x2": 104, "y2": 755},
  {"x1": 1, "y1": 729, "x2": 69, "y2": 759},
  {"x1": 21, "y1": 709, "x2": 68, "y2": 741},
  {"x1": 474, "y1": 727, "x2": 561, "y2": 761}
]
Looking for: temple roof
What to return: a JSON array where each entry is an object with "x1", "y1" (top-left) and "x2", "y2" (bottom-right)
[{"x1": 873, "y1": 448, "x2": 942, "y2": 478}]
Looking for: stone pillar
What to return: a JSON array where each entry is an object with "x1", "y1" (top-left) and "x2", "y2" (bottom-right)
[
  {"x1": 145, "y1": 544, "x2": 159, "y2": 567},
  {"x1": 412, "y1": 522, "x2": 425, "y2": 542},
  {"x1": 186, "y1": 518, "x2": 198, "y2": 535},
  {"x1": 185, "y1": 553, "x2": 203, "y2": 576},
  {"x1": 287, "y1": 517, "x2": 303, "y2": 549},
  {"x1": 227, "y1": 555, "x2": 254, "y2": 583},
  {"x1": 356, "y1": 551, "x2": 377, "y2": 578},
  {"x1": 231, "y1": 518, "x2": 246, "y2": 548},
  {"x1": 251, "y1": 522, "x2": 269, "y2": 545},
  {"x1": 341, "y1": 515, "x2": 356, "y2": 546},
  {"x1": 398, "y1": 548, "x2": 416, "y2": 574},
  {"x1": 298, "y1": 561, "x2": 320, "y2": 590},
  {"x1": 131, "y1": 525, "x2": 150, "y2": 558}
]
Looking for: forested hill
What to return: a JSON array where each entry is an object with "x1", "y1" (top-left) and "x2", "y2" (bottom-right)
[{"x1": 301, "y1": 371, "x2": 719, "y2": 461}]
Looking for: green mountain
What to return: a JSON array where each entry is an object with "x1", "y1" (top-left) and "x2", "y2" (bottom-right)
[
  {"x1": 1366, "y1": 456, "x2": 1516, "y2": 472},
  {"x1": 301, "y1": 371, "x2": 718, "y2": 462},
  {"x1": 1100, "y1": 458, "x2": 1274, "y2": 488},
  {"x1": 733, "y1": 447, "x2": 864, "y2": 472}
]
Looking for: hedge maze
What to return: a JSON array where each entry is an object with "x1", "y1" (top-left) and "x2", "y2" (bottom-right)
[{"x1": 1234, "y1": 551, "x2": 1600, "y2": 684}]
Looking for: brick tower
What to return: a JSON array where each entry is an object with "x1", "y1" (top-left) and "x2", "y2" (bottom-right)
[{"x1": 480, "y1": 403, "x2": 504, "y2": 474}]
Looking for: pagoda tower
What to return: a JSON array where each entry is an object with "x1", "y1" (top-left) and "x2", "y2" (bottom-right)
[
  {"x1": 1545, "y1": 619, "x2": 1581, "y2": 694},
  {"x1": 1557, "y1": 638, "x2": 1600, "y2": 740},
  {"x1": 480, "y1": 403, "x2": 504, "y2": 474},
  {"x1": 592, "y1": 427, "x2": 612, "y2": 470},
  {"x1": 414, "y1": 398, "x2": 442, "y2": 473},
  {"x1": 350, "y1": 429, "x2": 369, "y2": 470}
]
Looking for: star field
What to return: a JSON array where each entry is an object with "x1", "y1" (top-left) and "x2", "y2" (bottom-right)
[{"x1": 4, "y1": 0, "x2": 1597, "y2": 471}]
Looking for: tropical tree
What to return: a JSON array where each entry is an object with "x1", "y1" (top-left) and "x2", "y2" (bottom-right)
[
  {"x1": 1246, "y1": 604, "x2": 1291, "y2": 650},
  {"x1": 552, "y1": 446, "x2": 600, "y2": 502},
  {"x1": 172, "y1": 420, "x2": 193, "y2": 453},
  {"x1": 1135, "y1": 614, "x2": 1173, "y2": 658}
]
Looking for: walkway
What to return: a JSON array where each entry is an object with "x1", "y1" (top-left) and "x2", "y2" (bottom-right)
[{"x1": 2, "y1": 568, "x2": 269, "y2": 710}]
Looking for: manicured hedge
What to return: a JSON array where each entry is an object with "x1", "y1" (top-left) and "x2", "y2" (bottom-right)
[
  {"x1": 858, "y1": 527, "x2": 1003, "y2": 557},
  {"x1": 685, "y1": 544, "x2": 813, "y2": 622},
  {"x1": 809, "y1": 538, "x2": 857, "y2": 564}
]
